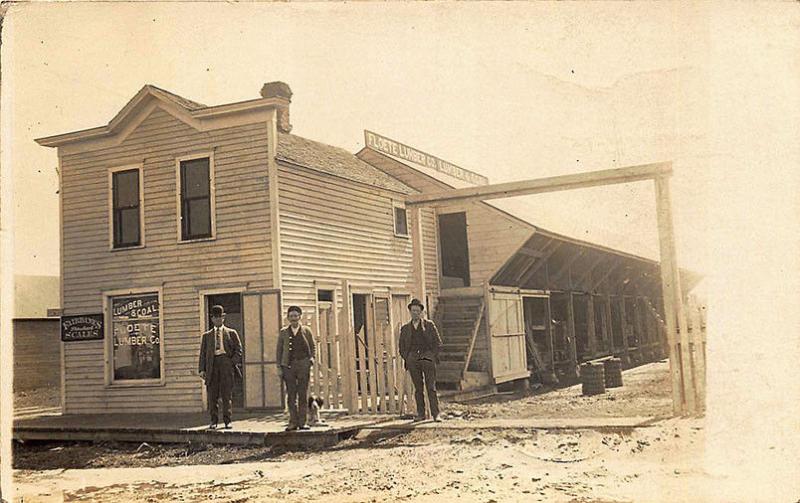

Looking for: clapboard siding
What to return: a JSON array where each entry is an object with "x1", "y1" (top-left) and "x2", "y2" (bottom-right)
[
  {"x1": 353, "y1": 150, "x2": 441, "y2": 297},
  {"x1": 59, "y1": 106, "x2": 273, "y2": 413},
  {"x1": 13, "y1": 319, "x2": 61, "y2": 391},
  {"x1": 277, "y1": 163, "x2": 414, "y2": 319},
  {"x1": 356, "y1": 149, "x2": 532, "y2": 288}
]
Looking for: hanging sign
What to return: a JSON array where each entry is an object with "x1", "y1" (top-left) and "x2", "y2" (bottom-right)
[
  {"x1": 364, "y1": 130, "x2": 489, "y2": 186},
  {"x1": 61, "y1": 314, "x2": 104, "y2": 342}
]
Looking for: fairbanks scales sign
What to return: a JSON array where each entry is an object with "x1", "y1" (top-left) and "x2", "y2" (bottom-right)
[{"x1": 365, "y1": 130, "x2": 488, "y2": 186}]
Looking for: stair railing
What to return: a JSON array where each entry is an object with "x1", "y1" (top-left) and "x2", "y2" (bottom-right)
[{"x1": 462, "y1": 297, "x2": 486, "y2": 377}]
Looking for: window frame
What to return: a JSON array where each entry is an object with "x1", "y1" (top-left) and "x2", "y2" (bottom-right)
[
  {"x1": 103, "y1": 286, "x2": 166, "y2": 388},
  {"x1": 175, "y1": 151, "x2": 216, "y2": 243},
  {"x1": 108, "y1": 164, "x2": 145, "y2": 251},
  {"x1": 392, "y1": 201, "x2": 409, "y2": 238}
]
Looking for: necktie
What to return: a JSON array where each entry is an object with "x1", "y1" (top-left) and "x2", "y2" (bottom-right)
[{"x1": 215, "y1": 328, "x2": 221, "y2": 352}]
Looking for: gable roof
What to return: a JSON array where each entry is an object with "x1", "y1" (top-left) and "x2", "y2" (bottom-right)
[
  {"x1": 141, "y1": 85, "x2": 207, "y2": 111},
  {"x1": 35, "y1": 85, "x2": 414, "y2": 195},
  {"x1": 278, "y1": 134, "x2": 413, "y2": 195},
  {"x1": 35, "y1": 84, "x2": 287, "y2": 147}
]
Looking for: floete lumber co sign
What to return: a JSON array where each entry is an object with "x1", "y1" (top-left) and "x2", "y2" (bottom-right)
[{"x1": 365, "y1": 130, "x2": 488, "y2": 186}]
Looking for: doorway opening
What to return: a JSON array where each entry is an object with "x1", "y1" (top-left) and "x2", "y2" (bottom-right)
[
  {"x1": 438, "y1": 212, "x2": 471, "y2": 288},
  {"x1": 352, "y1": 293, "x2": 371, "y2": 394},
  {"x1": 205, "y1": 293, "x2": 244, "y2": 409},
  {"x1": 522, "y1": 295, "x2": 551, "y2": 379}
]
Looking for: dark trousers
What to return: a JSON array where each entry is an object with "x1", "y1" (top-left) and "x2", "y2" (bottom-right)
[
  {"x1": 283, "y1": 357, "x2": 311, "y2": 427},
  {"x1": 407, "y1": 356, "x2": 440, "y2": 419},
  {"x1": 207, "y1": 354, "x2": 234, "y2": 424}
]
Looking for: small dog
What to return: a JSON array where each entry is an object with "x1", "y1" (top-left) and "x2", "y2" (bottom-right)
[{"x1": 307, "y1": 396, "x2": 327, "y2": 427}]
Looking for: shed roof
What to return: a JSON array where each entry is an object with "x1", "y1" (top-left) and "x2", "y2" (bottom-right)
[{"x1": 357, "y1": 146, "x2": 702, "y2": 292}]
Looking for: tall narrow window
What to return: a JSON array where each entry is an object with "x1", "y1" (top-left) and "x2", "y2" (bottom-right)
[
  {"x1": 393, "y1": 204, "x2": 409, "y2": 237},
  {"x1": 179, "y1": 157, "x2": 212, "y2": 241},
  {"x1": 112, "y1": 168, "x2": 142, "y2": 248}
]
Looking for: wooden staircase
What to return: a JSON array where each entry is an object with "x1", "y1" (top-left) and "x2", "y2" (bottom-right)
[{"x1": 434, "y1": 295, "x2": 485, "y2": 390}]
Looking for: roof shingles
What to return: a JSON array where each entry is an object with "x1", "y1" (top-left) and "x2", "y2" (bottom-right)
[{"x1": 276, "y1": 133, "x2": 414, "y2": 195}]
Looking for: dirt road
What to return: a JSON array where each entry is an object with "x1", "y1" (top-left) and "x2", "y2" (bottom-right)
[
  {"x1": 14, "y1": 418, "x2": 716, "y2": 503},
  {"x1": 12, "y1": 363, "x2": 744, "y2": 502}
]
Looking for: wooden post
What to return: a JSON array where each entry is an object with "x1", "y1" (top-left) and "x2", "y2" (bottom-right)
[
  {"x1": 604, "y1": 293, "x2": 615, "y2": 356},
  {"x1": 312, "y1": 310, "x2": 323, "y2": 402},
  {"x1": 688, "y1": 296, "x2": 705, "y2": 411},
  {"x1": 483, "y1": 282, "x2": 496, "y2": 382},
  {"x1": 355, "y1": 323, "x2": 368, "y2": 413},
  {"x1": 266, "y1": 110, "x2": 282, "y2": 291},
  {"x1": 385, "y1": 296, "x2": 397, "y2": 415},
  {"x1": 340, "y1": 280, "x2": 358, "y2": 414},
  {"x1": 633, "y1": 297, "x2": 646, "y2": 360},
  {"x1": 655, "y1": 176, "x2": 695, "y2": 416},
  {"x1": 619, "y1": 296, "x2": 630, "y2": 365},
  {"x1": 566, "y1": 293, "x2": 579, "y2": 378},
  {"x1": 544, "y1": 294, "x2": 557, "y2": 383},
  {"x1": 410, "y1": 207, "x2": 427, "y2": 303},
  {"x1": 366, "y1": 297, "x2": 379, "y2": 413},
  {"x1": 586, "y1": 295, "x2": 597, "y2": 357}
]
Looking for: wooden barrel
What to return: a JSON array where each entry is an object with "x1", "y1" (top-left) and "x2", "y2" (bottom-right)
[
  {"x1": 581, "y1": 362, "x2": 606, "y2": 396},
  {"x1": 603, "y1": 358, "x2": 624, "y2": 388}
]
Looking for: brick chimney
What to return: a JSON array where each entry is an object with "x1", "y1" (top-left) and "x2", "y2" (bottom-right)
[{"x1": 260, "y1": 82, "x2": 292, "y2": 133}]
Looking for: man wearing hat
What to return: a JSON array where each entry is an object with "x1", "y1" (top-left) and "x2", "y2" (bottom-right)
[
  {"x1": 198, "y1": 305, "x2": 242, "y2": 429},
  {"x1": 276, "y1": 305, "x2": 316, "y2": 431},
  {"x1": 399, "y1": 298, "x2": 444, "y2": 422}
]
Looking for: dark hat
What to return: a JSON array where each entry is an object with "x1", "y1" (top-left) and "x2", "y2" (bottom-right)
[
  {"x1": 210, "y1": 305, "x2": 225, "y2": 318},
  {"x1": 407, "y1": 298, "x2": 425, "y2": 311},
  {"x1": 287, "y1": 305, "x2": 303, "y2": 315}
]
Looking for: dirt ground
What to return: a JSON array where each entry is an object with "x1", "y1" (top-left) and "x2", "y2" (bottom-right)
[
  {"x1": 12, "y1": 362, "x2": 735, "y2": 502},
  {"x1": 14, "y1": 419, "x2": 712, "y2": 503}
]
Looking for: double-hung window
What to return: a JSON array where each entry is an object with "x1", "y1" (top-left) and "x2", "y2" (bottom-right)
[
  {"x1": 110, "y1": 165, "x2": 144, "y2": 249},
  {"x1": 177, "y1": 154, "x2": 214, "y2": 241}
]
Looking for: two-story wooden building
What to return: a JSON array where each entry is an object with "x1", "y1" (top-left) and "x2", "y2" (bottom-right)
[{"x1": 36, "y1": 82, "x2": 695, "y2": 415}]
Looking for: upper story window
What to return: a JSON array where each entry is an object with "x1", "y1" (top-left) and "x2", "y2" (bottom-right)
[
  {"x1": 177, "y1": 153, "x2": 215, "y2": 242},
  {"x1": 109, "y1": 165, "x2": 144, "y2": 249},
  {"x1": 393, "y1": 203, "x2": 409, "y2": 238}
]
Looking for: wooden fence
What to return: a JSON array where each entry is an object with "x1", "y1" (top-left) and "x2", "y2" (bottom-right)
[
  {"x1": 307, "y1": 291, "x2": 416, "y2": 416},
  {"x1": 644, "y1": 296, "x2": 707, "y2": 414}
]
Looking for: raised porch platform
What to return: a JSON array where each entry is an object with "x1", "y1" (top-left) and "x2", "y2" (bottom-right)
[{"x1": 14, "y1": 411, "x2": 391, "y2": 448}]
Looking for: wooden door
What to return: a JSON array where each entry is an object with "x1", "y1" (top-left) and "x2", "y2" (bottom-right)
[
  {"x1": 488, "y1": 291, "x2": 529, "y2": 384},
  {"x1": 242, "y1": 291, "x2": 283, "y2": 409}
]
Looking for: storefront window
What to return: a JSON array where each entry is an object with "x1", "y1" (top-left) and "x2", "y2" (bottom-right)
[{"x1": 110, "y1": 292, "x2": 161, "y2": 382}]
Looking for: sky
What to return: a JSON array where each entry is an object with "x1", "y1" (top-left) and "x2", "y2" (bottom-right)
[
  {"x1": 3, "y1": 2, "x2": 800, "y2": 497},
  {"x1": 5, "y1": 2, "x2": 710, "y2": 277}
]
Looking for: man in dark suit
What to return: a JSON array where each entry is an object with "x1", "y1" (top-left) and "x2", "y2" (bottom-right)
[
  {"x1": 198, "y1": 304, "x2": 242, "y2": 429},
  {"x1": 276, "y1": 305, "x2": 316, "y2": 431},
  {"x1": 399, "y1": 298, "x2": 444, "y2": 422}
]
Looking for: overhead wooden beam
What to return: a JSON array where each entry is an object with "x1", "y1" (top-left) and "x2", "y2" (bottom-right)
[
  {"x1": 407, "y1": 162, "x2": 672, "y2": 207},
  {"x1": 519, "y1": 241, "x2": 562, "y2": 286}
]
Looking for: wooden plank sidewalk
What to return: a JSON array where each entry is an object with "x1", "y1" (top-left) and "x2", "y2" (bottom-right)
[{"x1": 13, "y1": 411, "x2": 392, "y2": 448}]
